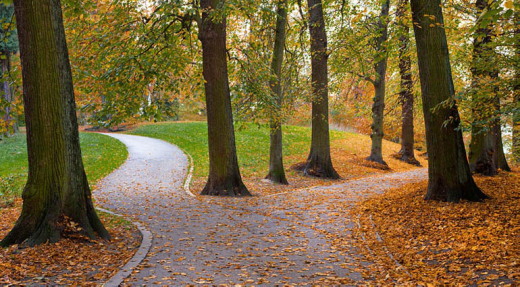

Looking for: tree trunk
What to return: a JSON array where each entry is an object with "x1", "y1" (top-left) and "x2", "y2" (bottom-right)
[
  {"x1": 304, "y1": 0, "x2": 339, "y2": 179},
  {"x1": 266, "y1": 0, "x2": 289, "y2": 185},
  {"x1": 199, "y1": 0, "x2": 250, "y2": 196},
  {"x1": 469, "y1": 126, "x2": 497, "y2": 175},
  {"x1": 513, "y1": 0, "x2": 520, "y2": 164},
  {"x1": 468, "y1": 0, "x2": 510, "y2": 175},
  {"x1": 54, "y1": 0, "x2": 110, "y2": 237},
  {"x1": 514, "y1": 95, "x2": 520, "y2": 163},
  {"x1": 468, "y1": 0, "x2": 497, "y2": 175},
  {"x1": 410, "y1": 0, "x2": 488, "y2": 202},
  {"x1": 0, "y1": 4, "x2": 17, "y2": 136},
  {"x1": 367, "y1": 0, "x2": 390, "y2": 166},
  {"x1": 1, "y1": 52, "x2": 14, "y2": 136},
  {"x1": 395, "y1": 0, "x2": 420, "y2": 166},
  {"x1": 492, "y1": 110, "x2": 511, "y2": 171},
  {"x1": 1, "y1": 0, "x2": 109, "y2": 247}
]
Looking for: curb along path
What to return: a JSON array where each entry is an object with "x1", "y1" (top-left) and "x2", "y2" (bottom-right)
[
  {"x1": 94, "y1": 133, "x2": 428, "y2": 285},
  {"x1": 94, "y1": 133, "x2": 191, "y2": 286}
]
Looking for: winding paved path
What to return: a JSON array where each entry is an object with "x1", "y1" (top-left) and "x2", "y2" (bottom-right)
[{"x1": 94, "y1": 134, "x2": 427, "y2": 285}]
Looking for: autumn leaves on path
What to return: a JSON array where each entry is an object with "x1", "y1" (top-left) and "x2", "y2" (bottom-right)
[{"x1": 95, "y1": 134, "x2": 427, "y2": 285}]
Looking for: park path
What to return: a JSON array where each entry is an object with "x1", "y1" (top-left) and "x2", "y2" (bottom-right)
[{"x1": 94, "y1": 133, "x2": 428, "y2": 286}]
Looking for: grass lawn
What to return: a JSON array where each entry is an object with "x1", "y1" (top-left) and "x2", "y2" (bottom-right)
[
  {"x1": 0, "y1": 132, "x2": 128, "y2": 206},
  {"x1": 129, "y1": 121, "x2": 426, "y2": 195},
  {"x1": 129, "y1": 122, "x2": 340, "y2": 178}
]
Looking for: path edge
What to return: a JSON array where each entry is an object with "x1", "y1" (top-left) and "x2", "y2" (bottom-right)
[
  {"x1": 97, "y1": 207, "x2": 153, "y2": 287},
  {"x1": 110, "y1": 132, "x2": 196, "y2": 198},
  {"x1": 181, "y1": 149, "x2": 196, "y2": 197}
]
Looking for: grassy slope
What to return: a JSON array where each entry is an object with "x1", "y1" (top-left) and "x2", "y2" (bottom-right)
[
  {"x1": 129, "y1": 122, "x2": 340, "y2": 178},
  {"x1": 0, "y1": 133, "x2": 128, "y2": 204},
  {"x1": 129, "y1": 122, "x2": 426, "y2": 195}
]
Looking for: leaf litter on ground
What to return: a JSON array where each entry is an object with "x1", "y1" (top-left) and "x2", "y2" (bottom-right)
[
  {"x1": 345, "y1": 169, "x2": 519, "y2": 286},
  {"x1": 0, "y1": 199, "x2": 141, "y2": 286}
]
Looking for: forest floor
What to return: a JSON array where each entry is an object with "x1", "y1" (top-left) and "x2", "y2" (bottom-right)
[
  {"x1": 0, "y1": 202, "x2": 142, "y2": 285},
  {"x1": 1, "y1": 127, "x2": 518, "y2": 285},
  {"x1": 353, "y1": 170, "x2": 519, "y2": 285}
]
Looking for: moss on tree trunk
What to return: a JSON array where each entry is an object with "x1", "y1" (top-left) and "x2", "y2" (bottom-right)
[
  {"x1": 410, "y1": 0, "x2": 488, "y2": 202},
  {"x1": 1, "y1": 0, "x2": 109, "y2": 247}
]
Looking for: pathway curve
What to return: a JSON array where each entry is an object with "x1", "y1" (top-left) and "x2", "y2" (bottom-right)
[{"x1": 94, "y1": 134, "x2": 428, "y2": 285}]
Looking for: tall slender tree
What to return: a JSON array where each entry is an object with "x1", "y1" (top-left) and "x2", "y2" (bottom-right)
[
  {"x1": 266, "y1": 0, "x2": 289, "y2": 184},
  {"x1": 304, "y1": 0, "x2": 339, "y2": 179},
  {"x1": 1, "y1": 0, "x2": 109, "y2": 247},
  {"x1": 468, "y1": 0, "x2": 511, "y2": 175},
  {"x1": 394, "y1": 0, "x2": 419, "y2": 166},
  {"x1": 367, "y1": 0, "x2": 390, "y2": 165},
  {"x1": 513, "y1": 0, "x2": 520, "y2": 163},
  {"x1": 199, "y1": 0, "x2": 251, "y2": 196},
  {"x1": 0, "y1": 3, "x2": 18, "y2": 136},
  {"x1": 410, "y1": 0, "x2": 488, "y2": 202}
]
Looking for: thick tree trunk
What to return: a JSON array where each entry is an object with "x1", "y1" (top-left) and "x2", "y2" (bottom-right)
[
  {"x1": 468, "y1": 0, "x2": 510, "y2": 175},
  {"x1": 54, "y1": 0, "x2": 109, "y2": 237},
  {"x1": 367, "y1": 0, "x2": 390, "y2": 166},
  {"x1": 1, "y1": 0, "x2": 109, "y2": 247},
  {"x1": 199, "y1": 0, "x2": 250, "y2": 196},
  {"x1": 468, "y1": 0, "x2": 497, "y2": 175},
  {"x1": 266, "y1": 0, "x2": 289, "y2": 185},
  {"x1": 304, "y1": 0, "x2": 339, "y2": 179},
  {"x1": 395, "y1": 0, "x2": 420, "y2": 166},
  {"x1": 469, "y1": 126, "x2": 497, "y2": 175},
  {"x1": 468, "y1": 97, "x2": 511, "y2": 173},
  {"x1": 410, "y1": 0, "x2": 488, "y2": 202}
]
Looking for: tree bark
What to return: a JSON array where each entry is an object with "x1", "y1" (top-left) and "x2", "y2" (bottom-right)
[
  {"x1": 199, "y1": 0, "x2": 250, "y2": 196},
  {"x1": 54, "y1": 0, "x2": 110, "y2": 237},
  {"x1": 469, "y1": 126, "x2": 496, "y2": 175},
  {"x1": 468, "y1": 0, "x2": 510, "y2": 175},
  {"x1": 492, "y1": 109, "x2": 511, "y2": 171},
  {"x1": 266, "y1": 0, "x2": 289, "y2": 185},
  {"x1": 367, "y1": 0, "x2": 390, "y2": 166},
  {"x1": 1, "y1": 0, "x2": 109, "y2": 247},
  {"x1": 395, "y1": 0, "x2": 420, "y2": 166},
  {"x1": 1, "y1": 52, "x2": 15, "y2": 136},
  {"x1": 513, "y1": 0, "x2": 520, "y2": 164},
  {"x1": 410, "y1": 0, "x2": 488, "y2": 202},
  {"x1": 0, "y1": 4, "x2": 17, "y2": 136},
  {"x1": 304, "y1": 0, "x2": 339, "y2": 179}
]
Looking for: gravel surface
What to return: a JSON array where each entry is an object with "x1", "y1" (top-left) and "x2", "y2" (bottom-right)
[{"x1": 94, "y1": 133, "x2": 428, "y2": 285}]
